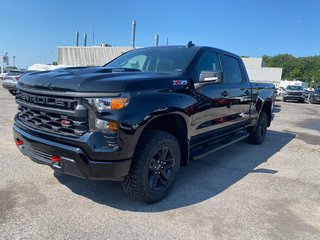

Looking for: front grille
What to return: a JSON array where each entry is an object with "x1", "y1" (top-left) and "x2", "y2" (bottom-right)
[
  {"x1": 288, "y1": 92, "x2": 303, "y2": 96},
  {"x1": 16, "y1": 91, "x2": 88, "y2": 137},
  {"x1": 16, "y1": 91, "x2": 78, "y2": 110}
]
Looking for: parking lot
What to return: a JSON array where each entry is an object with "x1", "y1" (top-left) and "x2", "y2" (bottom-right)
[{"x1": 1, "y1": 86, "x2": 320, "y2": 240}]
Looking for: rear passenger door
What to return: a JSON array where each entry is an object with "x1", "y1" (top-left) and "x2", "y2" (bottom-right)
[{"x1": 219, "y1": 53, "x2": 252, "y2": 126}]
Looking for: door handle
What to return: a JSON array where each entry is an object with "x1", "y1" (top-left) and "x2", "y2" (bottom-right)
[
  {"x1": 221, "y1": 91, "x2": 229, "y2": 97},
  {"x1": 244, "y1": 90, "x2": 251, "y2": 95}
]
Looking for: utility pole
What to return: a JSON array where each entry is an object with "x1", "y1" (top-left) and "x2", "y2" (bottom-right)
[
  {"x1": 84, "y1": 33, "x2": 87, "y2": 47},
  {"x1": 5, "y1": 52, "x2": 8, "y2": 66},
  {"x1": 132, "y1": 20, "x2": 136, "y2": 49},
  {"x1": 1, "y1": 57, "x2": 3, "y2": 74},
  {"x1": 76, "y1": 31, "x2": 79, "y2": 47},
  {"x1": 155, "y1": 34, "x2": 159, "y2": 47}
]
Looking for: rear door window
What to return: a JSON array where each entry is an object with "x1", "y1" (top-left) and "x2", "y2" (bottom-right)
[{"x1": 221, "y1": 55, "x2": 243, "y2": 83}]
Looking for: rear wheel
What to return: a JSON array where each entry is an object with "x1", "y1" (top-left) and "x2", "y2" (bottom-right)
[
  {"x1": 247, "y1": 111, "x2": 268, "y2": 145},
  {"x1": 122, "y1": 130, "x2": 181, "y2": 203}
]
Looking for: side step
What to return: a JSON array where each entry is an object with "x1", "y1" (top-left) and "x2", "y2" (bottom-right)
[{"x1": 190, "y1": 132, "x2": 249, "y2": 160}]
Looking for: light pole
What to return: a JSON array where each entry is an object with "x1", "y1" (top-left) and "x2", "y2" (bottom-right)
[{"x1": 13, "y1": 56, "x2": 16, "y2": 67}]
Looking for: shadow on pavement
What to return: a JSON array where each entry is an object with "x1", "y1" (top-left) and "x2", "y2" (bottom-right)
[
  {"x1": 55, "y1": 130, "x2": 295, "y2": 212},
  {"x1": 273, "y1": 104, "x2": 281, "y2": 113}
]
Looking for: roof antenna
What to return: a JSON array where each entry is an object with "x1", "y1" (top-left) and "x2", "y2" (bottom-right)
[{"x1": 187, "y1": 41, "x2": 195, "y2": 48}]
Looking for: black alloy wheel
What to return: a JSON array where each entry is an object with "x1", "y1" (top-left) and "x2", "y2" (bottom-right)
[
  {"x1": 148, "y1": 146, "x2": 176, "y2": 191},
  {"x1": 122, "y1": 130, "x2": 181, "y2": 203}
]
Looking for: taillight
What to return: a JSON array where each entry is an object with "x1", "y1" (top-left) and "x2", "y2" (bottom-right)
[{"x1": 15, "y1": 76, "x2": 20, "y2": 81}]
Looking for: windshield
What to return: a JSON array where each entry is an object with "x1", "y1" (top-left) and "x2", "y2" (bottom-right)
[
  {"x1": 104, "y1": 47, "x2": 197, "y2": 74},
  {"x1": 287, "y1": 86, "x2": 303, "y2": 90}
]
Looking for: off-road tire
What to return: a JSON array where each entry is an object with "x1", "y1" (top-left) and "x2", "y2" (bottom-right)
[
  {"x1": 122, "y1": 130, "x2": 181, "y2": 203},
  {"x1": 247, "y1": 111, "x2": 268, "y2": 145}
]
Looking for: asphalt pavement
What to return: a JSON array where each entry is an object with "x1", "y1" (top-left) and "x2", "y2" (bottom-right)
[{"x1": 1, "y1": 87, "x2": 320, "y2": 240}]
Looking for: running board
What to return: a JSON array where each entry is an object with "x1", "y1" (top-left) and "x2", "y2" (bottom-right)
[{"x1": 190, "y1": 132, "x2": 249, "y2": 160}]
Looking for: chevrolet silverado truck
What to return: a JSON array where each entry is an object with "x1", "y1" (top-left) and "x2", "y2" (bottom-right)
[{"x1": 13, "y1": 43, "x2": 275, "y2": 203}]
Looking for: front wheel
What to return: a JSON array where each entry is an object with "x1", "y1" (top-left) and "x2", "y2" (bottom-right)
[
  {"x1": 247, "y1": 111, "x2": 268, "y2": 145},
  {"x1": 122, "y1": 130, "x2": 181, "y2": 203}
]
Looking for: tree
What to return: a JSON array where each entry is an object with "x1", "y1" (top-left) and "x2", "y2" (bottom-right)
[{"x1": 263, "y1": 54, "x2": 320, "y2": 86}]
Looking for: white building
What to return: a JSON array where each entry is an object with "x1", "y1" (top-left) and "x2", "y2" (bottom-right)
[
  {"x1": 242, "y1": 57, "x2": 283, "y2": 88},
  {"x1": 58, "y1": 46, "x2": 133, "y2": 66}
]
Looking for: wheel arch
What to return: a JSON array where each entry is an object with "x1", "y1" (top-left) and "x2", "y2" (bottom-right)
[{"x1": 135, "y1": 112, "x2": 190, "y2": 166}]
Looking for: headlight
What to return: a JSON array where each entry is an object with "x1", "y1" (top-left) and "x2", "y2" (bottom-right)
[
  {"x1": 94, "y1": 98, "x2": 112, "y2": 111},
  {"x1": 87, "y1": 93, "x2": 130, "y2": 111}
]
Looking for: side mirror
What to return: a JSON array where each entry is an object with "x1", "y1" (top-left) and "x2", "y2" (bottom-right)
[{"x1": 199, "y1": 71, "x2": 223, "y2": 83}]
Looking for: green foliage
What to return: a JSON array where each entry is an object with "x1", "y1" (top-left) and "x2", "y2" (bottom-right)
[{"x1": 263, "y1": 54, "x2": 320, "y2": 86}]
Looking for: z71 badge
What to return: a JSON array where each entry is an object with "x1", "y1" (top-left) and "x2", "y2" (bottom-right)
[{"x1": 173, "y1": 80, "x2": 187, "y2": 86}]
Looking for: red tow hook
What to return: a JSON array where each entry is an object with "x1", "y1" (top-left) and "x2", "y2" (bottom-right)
[
  {"x1": 16, "y1": 139, "x2": 24, "y2": 146},
  {"x1": 51, "y1": 155, "x2": 61, "y2": 163}
]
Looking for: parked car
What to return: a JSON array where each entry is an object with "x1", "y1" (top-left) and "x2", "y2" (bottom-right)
[
  {"x1": 2, "y1": 70, "x2": 29, "y2": 95},
  {"x1": 0, "y1": 72, "x2": 7, "y2": 80},
  {"x1": 309, "y1": 89, "x2": 320, "y2": 104},
  {"x1": 282, "y1": 85, "x2": 305, "y2": 103},
  {"x1": 277, "y1": 87, "x2": 285, "y2": 96}
]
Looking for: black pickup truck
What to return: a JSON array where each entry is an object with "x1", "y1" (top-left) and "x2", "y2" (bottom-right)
[{"x1": 13, "y1": 43, "x2": 275, "y2": 203}]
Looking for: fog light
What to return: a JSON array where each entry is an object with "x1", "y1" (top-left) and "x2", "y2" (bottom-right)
[
  {"x1": 95, "y1": 119, "x2": 109, "y2": 129},
  {"x1": 95, "y1": 119, "x2": 118, "y2": 131}
]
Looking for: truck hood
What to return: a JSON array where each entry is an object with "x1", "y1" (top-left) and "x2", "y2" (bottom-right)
[{"x1": 18, "y1": 67, "x2": 174, "y2": 93}]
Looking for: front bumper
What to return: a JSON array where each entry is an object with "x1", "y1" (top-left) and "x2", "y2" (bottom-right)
[
  {"x1": 284, "y1": 95, "x2": 304, "y2": 101},
  {"x1": 13, "y1": 125, "x2": 132, "y2": 180},
  {"x1": 2, "y1": 79, "x2": 17, "y2": 91},
  {"x1": 311, "y1": 97, "x2": 320, "y2": 103}
]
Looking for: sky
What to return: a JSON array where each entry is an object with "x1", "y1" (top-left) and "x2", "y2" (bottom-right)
[{"x1": 0, "y1": 0, "x2": 319, "y2": 68}]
